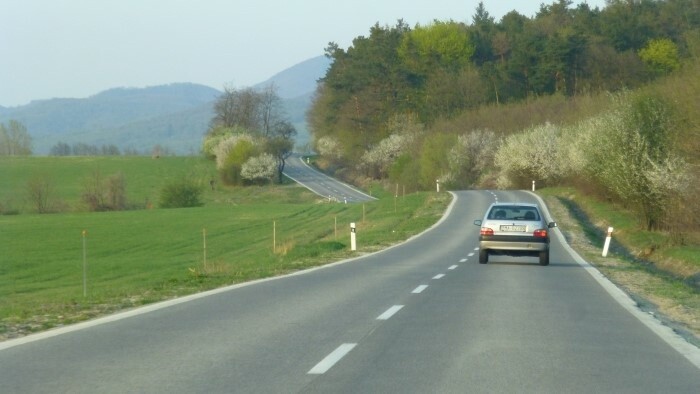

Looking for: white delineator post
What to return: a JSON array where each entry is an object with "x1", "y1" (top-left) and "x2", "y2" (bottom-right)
[
  {"x1": 350, "y1": 222, "x2": 357, "y2": 251},
  {"x1": 203, "y1": 228, "x2": 207, "y2": 269},
  {"x1": 532, "y1": 180, "x2": 536, "y2": 192},
  {"x1": 436, "y1": 179, "x2": 440, "y2": 193},
  {"x1": 82, "y1": 230, "x2": 87, "y2": 298},
  {"x1": 602, "y1": 227, "x2": 614, "y2": 257}
]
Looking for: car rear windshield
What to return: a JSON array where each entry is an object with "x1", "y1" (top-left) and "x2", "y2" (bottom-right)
[{"x1": 488, "y1": 206, "x2": 540, "y2": 221}]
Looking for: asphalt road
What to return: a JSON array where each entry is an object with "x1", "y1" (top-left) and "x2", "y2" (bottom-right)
[
  {"x1": 1, "y1": 190, "x2": 698, "y2": 393},
  {"x1": 283, "y1": 154, "x2": 376, "y2": 203}
]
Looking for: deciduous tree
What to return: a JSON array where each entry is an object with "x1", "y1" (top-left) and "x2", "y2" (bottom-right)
[{"x1": 0, "y1": 120, "x2": 32, "y2": 156}]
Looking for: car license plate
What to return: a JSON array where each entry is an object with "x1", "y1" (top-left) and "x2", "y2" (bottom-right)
[{"x1": 500, "y1": 225, "x2": 526, "y2": 232}]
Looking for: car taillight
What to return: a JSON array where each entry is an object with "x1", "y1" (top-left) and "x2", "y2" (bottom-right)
[
  {"x1": 481, "y1": 227, "x2": 494, "y2": 236},
  {"x1": 534, "y1": 229, "x2": 548, "y2": 238}
]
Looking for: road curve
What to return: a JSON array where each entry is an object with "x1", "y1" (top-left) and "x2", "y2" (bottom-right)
[
  {"x1": 283, "y1": 154, "x2": 376, "y2": 203},
  {"x1": 1, "y1": 190, "x2": 698, "y2": 393}
]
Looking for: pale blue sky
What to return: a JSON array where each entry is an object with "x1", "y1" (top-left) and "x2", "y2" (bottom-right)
[{"x1": 1, "y1": 0, "x2": 607, "y2": 107}]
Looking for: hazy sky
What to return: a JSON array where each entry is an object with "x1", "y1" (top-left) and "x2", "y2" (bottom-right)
[{"x1": 1, "y1": 0, "x2": 607, "y2": 107}]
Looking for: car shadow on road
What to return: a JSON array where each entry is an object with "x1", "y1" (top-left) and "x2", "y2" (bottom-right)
[{"x1": 483, "y1": 258, "x2": 580, "y2": 268}]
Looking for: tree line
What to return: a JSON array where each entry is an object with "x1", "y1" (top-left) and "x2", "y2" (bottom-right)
[
  {"x1": 308, "y1": 0, "x2": 700, "y2": 235},
  {"x1": 309, "y1": 0, "x2": 698, "y2": 161},
  {"x1": 49, "y1": 142, "x2": 176, "y2": 157}
]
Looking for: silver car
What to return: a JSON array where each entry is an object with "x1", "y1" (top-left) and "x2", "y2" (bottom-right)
[{"x1": 473, "y1": 202, "x2": 557, "y2": 266}]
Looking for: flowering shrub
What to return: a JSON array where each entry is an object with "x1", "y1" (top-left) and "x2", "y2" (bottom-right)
[
  {"x1": 494, "y1": 123, "x2": 567, "y2": 188},
  {"x1": 213, "y1": 134, "x2": 256, "y2": 170},
  {"x1": 576, "y1": 93, "x2": 687, "y2": 229},
  {"x1": 360, "y1": 132, "x2": 420, "y2": 178},
  {"x1": 447, "y1": 129, "x2": 500, "y2": 187},
  {"x1": 315, "y1": 136, "x2": 342, "y2": 160},
  {"x1": 241, "y1": 153, "x2": 277, "y2": 183},
  {"x1": 202, "y1": 126, "x2": 249, "y2": 159}
]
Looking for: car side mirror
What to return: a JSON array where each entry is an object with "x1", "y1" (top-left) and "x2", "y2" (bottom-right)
[
  {"x1": 548, "y1": 222, "x2": 557, "y2": 228},
  {"x1": 474, "y1": 220, "x2": 482, "y2": 226}
]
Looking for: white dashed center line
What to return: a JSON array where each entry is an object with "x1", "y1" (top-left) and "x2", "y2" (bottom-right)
[
  {"x1": 433, "y1": 274, "x2": 445, "y2": 280},
  {"x1": 308, "y1": 343, "x2": 357, "y2": 375},
  {"x1": 459, "y1": 258, "x2": 467, "y2": 263},
  {"x1": 448, "y1": 265, "x2": 458, "y2": 270},
  {"x1": 468, "y1": 253, "x2": 475, "y2": 257},
  {"x1": 412, "y1": 285, "x2": 428, "y2": 294},
  {"x1": 377, "y1": 305, "x2": 404, "y2": 320}
]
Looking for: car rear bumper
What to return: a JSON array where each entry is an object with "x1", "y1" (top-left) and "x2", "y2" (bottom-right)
[{"x1": 479, "y1": 235, "x2": 549, "y2": 252}]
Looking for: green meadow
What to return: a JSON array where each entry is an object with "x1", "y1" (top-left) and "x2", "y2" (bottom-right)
[{"x1": 0, "y1": 156, "x2": 451, "y2": 338}]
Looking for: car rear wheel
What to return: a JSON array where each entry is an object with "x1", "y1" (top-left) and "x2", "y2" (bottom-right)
[
  {"x1": 539, "y1": 250, "x2": 549, "y2": 266},
  {"x1": 479, "y1": 249, "x2": 488, "y2": 264}
]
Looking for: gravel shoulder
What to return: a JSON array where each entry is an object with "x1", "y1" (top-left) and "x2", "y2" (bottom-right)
[{"x1": 542, "y1": 194, "x2": 700, "y2": 347}]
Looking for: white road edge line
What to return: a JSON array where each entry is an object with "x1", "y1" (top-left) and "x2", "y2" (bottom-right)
[
  {"x1": 448, "y1": 265, "x2": 458, "y2": 270},
  {"x1": 285, "y1": 156, "x2": 376, "y2": 201},
  {"x1": 412, "y1": 285, "x2": 428, "y2": 294},
  {"x1": 433, "y1": 274, "x2": 445, "y2": 280},
  {"x1": 308, "y1": 343, "x2": 357, "y2": 375},
  {"x1": 0, "y1": 193, "x2": 459, "y2": 352},
  {"x1": 377, "y1": 305, "x2": 404, "y2": 320},
  {"x1": 528, "y1": 191, "x2": 700, "y2": 369}
]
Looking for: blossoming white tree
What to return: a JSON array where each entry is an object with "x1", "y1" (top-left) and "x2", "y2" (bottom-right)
[
  {"x1": 448, "y1": 129, "x2": 500, "y2": 187},
  {"x1": 495, "y1": 123, "x2": 567, "y2": 189},
  {"x1": 241, "y1": 153, "x2": 277, "y2": 183}
]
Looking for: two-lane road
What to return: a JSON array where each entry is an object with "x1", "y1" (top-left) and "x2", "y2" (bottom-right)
[
  {"x1": 283, "y1": 154, "x2": 376, "y2": 203},
  {"x1": 1, "y1": 191, "x2": 698, "y2": 393}
]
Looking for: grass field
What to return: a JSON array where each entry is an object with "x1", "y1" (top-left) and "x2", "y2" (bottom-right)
[
  {"x1": 0, "y1": 156, "x2": 216, "y2": 213},
  {"x1": 0, "y1": 156, "x2": 451, "y2": 338}
]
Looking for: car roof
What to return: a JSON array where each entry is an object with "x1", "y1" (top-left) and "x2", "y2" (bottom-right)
[{"x1": 489, "y1": 202, "x2": 538, "y2": 208}]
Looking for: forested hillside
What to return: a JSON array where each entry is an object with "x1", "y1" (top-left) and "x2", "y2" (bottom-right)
[{"x1": 309, "y1": 0, "x2": 699, "y2": 234}]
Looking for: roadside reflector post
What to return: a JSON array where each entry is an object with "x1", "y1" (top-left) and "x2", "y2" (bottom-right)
[
  {"x1": 602, "y1": 227, "x2": 614, "y2": 257},
  {"x1": 350, "y1": 222, "x2": 357, "y2": 251},
  {"x1": 532, "y1": 180, "x2": 536, "y2": 192},
  {"x1": 82, "y1": 230, "x2": 87, "y2": 298},
  {"x1": 436, "y1": 179, "x2": 440, "y2": 193},
  {"x1": 203, "y1": 228, "x2": 207, "y2": 269}
]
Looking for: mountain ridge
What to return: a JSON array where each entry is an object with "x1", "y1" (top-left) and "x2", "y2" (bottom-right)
[{"x1": 0, "y1": 56, "x2": 329, "y2": 154}]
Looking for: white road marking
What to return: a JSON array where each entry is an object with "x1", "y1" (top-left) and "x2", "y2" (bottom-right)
[
  {"x1": 433, "y1": 274, "x2": 445, "y2": 279},
  {"x1": 412, "y1": 285, "x2": 428, "y2": 294},
  {"x1": 308, "y1": 343, "x2": 357, "y2": 374},
  {"x1": 474, "y1": 247, "x2": 480, "y2": 251},
  {"x1": 468, "y1": 253, "x2": 475, "y2": 257},
  {"x1": 528, "y1": 190, "x2": 700, "y2": 368},
  {"x1": 377, "y1": 305, "x2": 404, "y2": 320},
  {"x1": 448, "y1": 265, "x2": 458, "y2": 270},
  {"x1": 459, "y1": 258, "x2": 467, "y2": 263}
]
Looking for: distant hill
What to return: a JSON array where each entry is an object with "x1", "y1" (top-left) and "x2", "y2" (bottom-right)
[
  {"x1": 256, "y1": 55, "x2": 331, "y2": 149},
  {"x1": 0, "y1": 83, "x2": 221, "y2": 154},
  {"x1": 0, "y1": 56, "x2": 331, "y2": 155},
  {"x1": 255, "y1": 55, "x2": 330, "y2": 99}
]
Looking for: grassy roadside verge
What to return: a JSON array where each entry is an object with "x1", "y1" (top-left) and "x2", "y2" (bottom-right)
[
  {"x1": 539, "y1": 187, "x2": 700, "y2": 346},
  {"x1": 0, "y1": 181, "x2": 451, "y2": 341}
]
